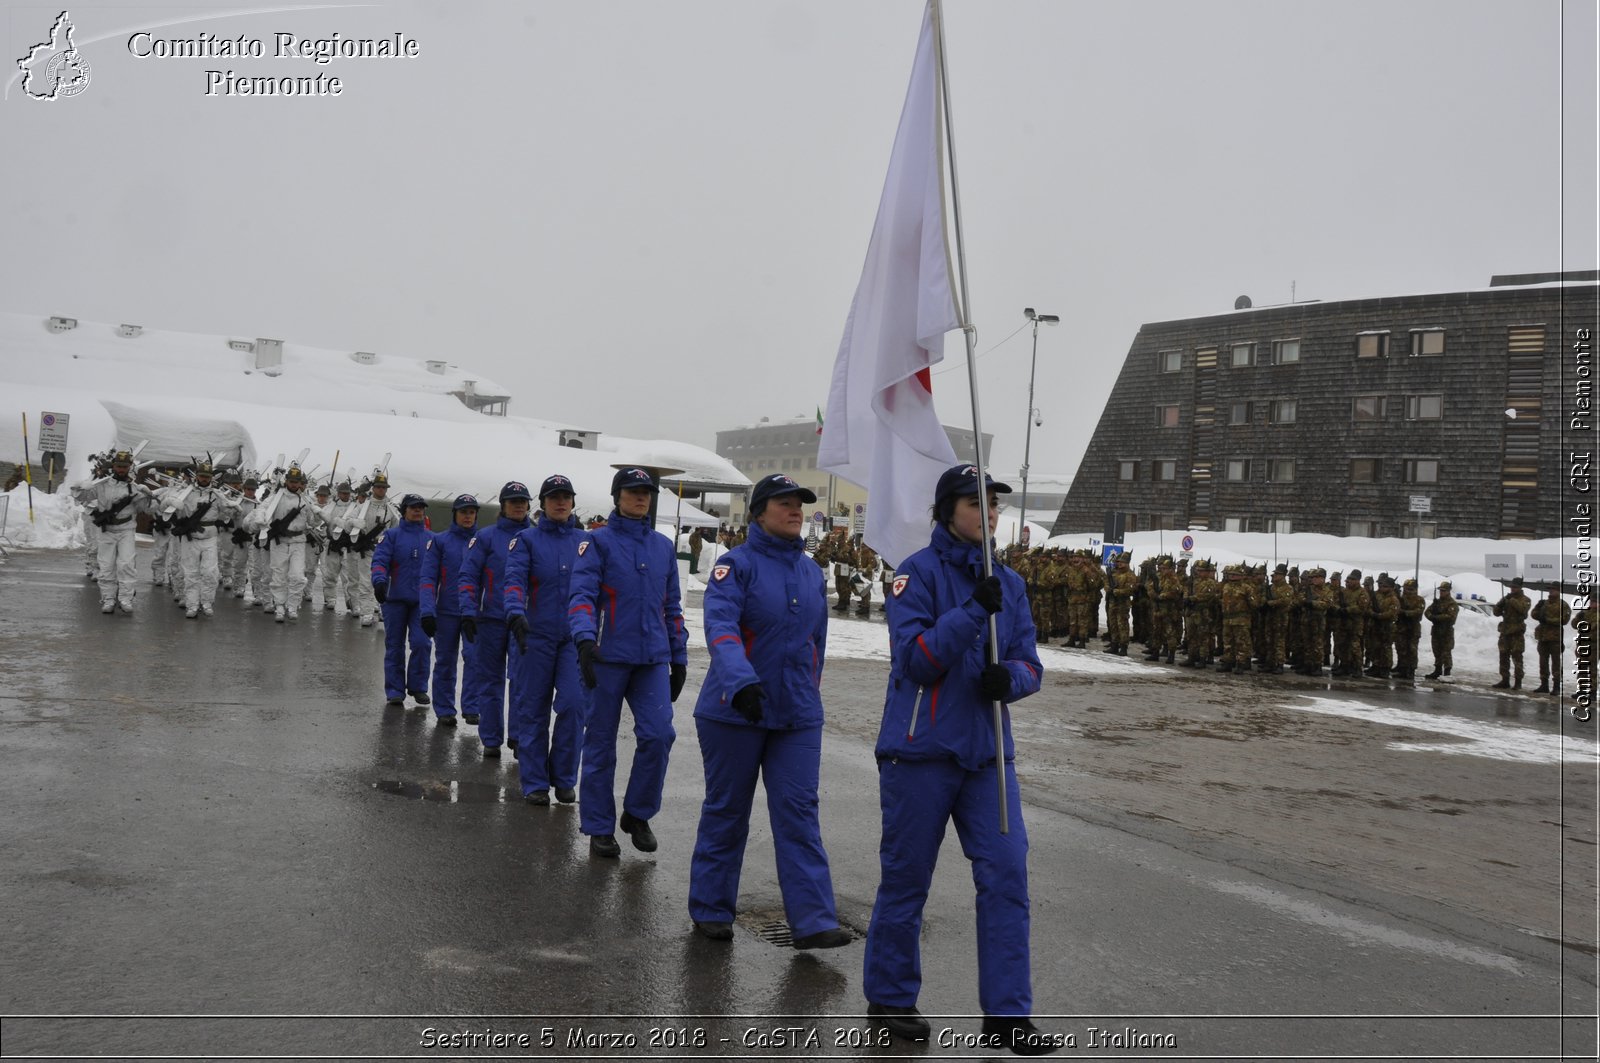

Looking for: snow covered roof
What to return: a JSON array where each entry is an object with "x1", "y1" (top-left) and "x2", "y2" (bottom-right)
[{"x1": 0, "y1": 311, "x2": 748, "y2": 506}]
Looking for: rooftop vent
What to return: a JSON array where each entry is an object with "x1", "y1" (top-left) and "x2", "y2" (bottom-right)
[
  {"x1": 255, "y1": 338, "x2": 283, "y2": 375},
  {"x1": 48, "y1": 316, "x2": 78, "y2": 332},
  {"x1": 350, "y1": 351, "x2": 378, "y2": 365},
  {"x1": 117, "y1": 324, "x2": 143, "y2": 338},
  {"x1": 1234, "y1": 295, "x2": 1252, "y2": 310},
  {"x1": 424, "y1": 359, "x2": 447, "y2": 374},
  {"x1": 228, "y1": 339, "x2": 255, "y2": 353}
]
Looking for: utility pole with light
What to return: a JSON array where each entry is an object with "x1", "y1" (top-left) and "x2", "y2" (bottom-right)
[{"x1": 1018, "y1": 307, "x2": 1059, "y2": 545}]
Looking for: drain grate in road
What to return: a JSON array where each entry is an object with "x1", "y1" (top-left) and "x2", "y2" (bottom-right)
[
  {"x1": 373, "y1": 779, "x2": 509, "y2": 803},
  {"x1": 734, "y1": 907, "x2": 866, "y2": 949}
]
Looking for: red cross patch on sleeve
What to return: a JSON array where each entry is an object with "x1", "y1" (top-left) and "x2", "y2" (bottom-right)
[
  {"x1": 712, "y1": 564, "x2": 731, "y2": 581},
  {"x1": 577, "y1": 541, "x2": 590, "y2": 556},
  {"x1": 892, "y1": 574, "x2": 910, "y2": 597}
]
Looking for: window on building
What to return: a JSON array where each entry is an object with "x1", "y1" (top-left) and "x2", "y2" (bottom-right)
[
  {"x1": 1225, "y1": 458, "x2": 1250, "y2": 482},
  {"x1": 1125, "y1": 514, "x2": 1138, "y2": 532},
  {"x1": 1410, "y1": 330, "x2": 1445, "y2": 357},
  {"x1": 1118, "y1": 460, "x2": 1138, "y2": 481},
  {"x1": 1230, "y1": 343, "x2": 1256, "y2": 367},
  {"x1": 1156, "y1": 405, "x2": 1180, "y2": 428},
  {"x1": 1268, "y1": 518, "x2": 1292, "y2": 533},
  {"x1": 1273, "y1": 339, "x2": 1301, "y2": 364},
  {"x1": 1270, "y1": 399, "x2": 1297, "y2": 425},
  {"x1": 1353, "y1": 395, "x2": 1386, "y2": 422},
  {"x1": 1405, "y1": 394, "x2": 1443, "y2": 420},
  {"x1": 1348, "y1": 520, "x2": 1378, "y2": 537},
  {"x1": 1400, "y1": 521, "x2": 1438, "y2": 539},
  {"x1": 1267, "y1": 458, "x2": 1296, "y2": 483},
  {"x1": 807, "y1": 457, "x2": 817, "y2": 469},
  {"x1": 1404, "y1": 459, "x2": 1439, "y2": 484},
  {"x1": 1154, "y1": 459, "x2": 1177, "y2": 482},
  {"x1": 1228, "y1": 401, "x2": 1252, "y2": 426},
  {"x1": 1158, "y1": 350, "x2": 1183, "y2": 373},
  {"x1": 1356, "y1": 333, "x2": 1390, "y2": 359},
  {"x1": 1350, "y1": 458, "x2": 1382, "y2": 484},
  {"x1": 1223, "y1": 517, "x2": 1245, "y2": 532}
]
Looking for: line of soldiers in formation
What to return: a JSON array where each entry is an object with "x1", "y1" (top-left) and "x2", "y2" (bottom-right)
[
  {"x1": 73, "y1": 451, "x2": 396, "y2": 624},
  {"x1": 997, "y1": 547, "x2": 1597, "y2": 699},
  {"x1": 811, "y1": 527, "x2": 885, "y2": 617}
]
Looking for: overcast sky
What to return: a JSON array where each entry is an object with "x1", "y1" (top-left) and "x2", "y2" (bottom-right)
[{"x1": 3, "y1": 0, "x2": 1594, "y2": 482}]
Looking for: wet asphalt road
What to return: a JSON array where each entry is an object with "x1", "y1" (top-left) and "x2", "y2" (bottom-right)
[{"x1": 0, "y1": 546, "x2": 1596, "y2": 1061}]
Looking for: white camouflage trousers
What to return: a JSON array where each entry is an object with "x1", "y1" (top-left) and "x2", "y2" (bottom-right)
[
  {"x1": 96, "y1": 526, "x2": 138, "y2": 608},
  {"x1": 269, "y1": 538, "x2": 308, "y2": 611},
  {"x1": 182, "y1": 537, "x2": 221, "y2": 611}
]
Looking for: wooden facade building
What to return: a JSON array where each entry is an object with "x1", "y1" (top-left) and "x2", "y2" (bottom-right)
[{"x1": 1053, "y1": 271, "x2": 1598, "y2": 540}]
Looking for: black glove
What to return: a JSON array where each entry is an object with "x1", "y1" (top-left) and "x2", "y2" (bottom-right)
[
  {"x1": 670, "y1": 662, "x2": 688, "y2": 703},
  {"x1": 420, "y1": 615, "x2": 436, "y2": 638},
  {"x1": 461, "y1": 616, "x2": 478, "y2": 643},
  {"x1": 578, "y1": 640, "x2": 601, "y2": 688},
  {"x1": 730, "y1": 683, "x2": 766, "y2": 724},
  {"x1": 980, "y1": 662, "x2": 1011, "y2": 701},
  {"x1": 373, "y1": 582, "x2": 388, "y2": 604},
  {"x1": 971, "y1": 575, "x2": 1004, "y2": 615},
  {"x1": 508, "y1": 614, "x2": 529, "y2": 653}
]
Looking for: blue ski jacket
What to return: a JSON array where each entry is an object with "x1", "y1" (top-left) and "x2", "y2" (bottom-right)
[
  {"x1": 875, "y1": 524, "x2": 1042, "y2": 770},
  {"x1": 567, "y1": 510, "x2": 687, "y2": 666},
  {"x1": 693, "y1": 523, "x2": 827, "y2": 730},
  {"x1": 419, "y1": 522, "x2": 474, "y2": 618},
  {"x1": 456, "y1": 514, "x2": 532, "y2": 620},
  {"x1": 370, "y1": 519, "x2": 432, "y2": 604},
  {"x1": 503, "y1": 513, "x2": 588, "y2": 641}
]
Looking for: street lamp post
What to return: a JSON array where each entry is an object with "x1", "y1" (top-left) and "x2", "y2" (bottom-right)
[{"x1": 1018, "y1": 307, "x2": 1059, "y2": 545}]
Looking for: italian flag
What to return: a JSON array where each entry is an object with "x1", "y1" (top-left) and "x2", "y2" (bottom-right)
[{"x1": 815, "y1": 407, "x2": 824, "y2": 435}]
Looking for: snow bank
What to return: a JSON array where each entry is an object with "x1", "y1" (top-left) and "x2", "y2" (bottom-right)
[{"x1": 1, "y1": 485, "x2": 85, "y2": 549}]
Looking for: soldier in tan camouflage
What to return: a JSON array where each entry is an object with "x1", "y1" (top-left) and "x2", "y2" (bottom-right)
[
  {"x1": 1262, "y1": 564, "x2": 1296, "y2": 674},
  {"x1": 1530, "y1": 586, "x2": 1572, "y2": 695},
  {"x1": 1366, "y1": 575, "x2": 1400, "y2": 679},
  {"x1": 1218, "y1": 565, "x2": 1260, "y2": 673},
  {"x1": 1423, "y1": 581, "x2": 1458, "y2": 679},
  {"x1": 1104, "y1": 552, "x2": 1137, "y2": 655},
  {"x1": 1183, "y1": 559, "x2": 1219, "y2": 669},
  {"x1": 1395, "y1": 578, "x2": 1426, "y2": 679},
  {"x1": 1492, "y1": 577, "x2": 1532, "y2": 689},
  {"x1": 854, "y1": 542, "x2": 880, "y2": 617},
  {"x1": 1065, "y1": 552, "x2": 1095, "y2": 648},
  {"x1": 1334, "y1": 570, "x2": 1369, "y2": 678}
]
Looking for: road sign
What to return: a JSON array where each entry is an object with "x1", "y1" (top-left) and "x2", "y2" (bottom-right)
[
  {"x1": 1409, "y1": 495, "x2": 1432, "y2": 514},
  {"x1": 1181, "y1": 534, "x2": 1195, "y2": 552},
  {"x1": 851, "y1": 503, "x2": 867, "y2": 535},
  {"x1": 1020, "y1": 526, "x2": 1031, "y2": 547},
  {"x1": 812, "y1": 511, "x2": 826, "y2": 524},
  {"x1": 1483, "y1": 554, "x2": 1517, "y2": 581},
  {"x1": 1101, "y1": 543, "x2": 1125, "y2": 566},
  {"x1": 37, "y1": 412, "x2": 69, "y2": 452}
]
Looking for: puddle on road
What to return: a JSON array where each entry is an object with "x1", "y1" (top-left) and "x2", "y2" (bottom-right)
[{"x1": 374, "y1": 779, "x2": 510, "y2": 803}]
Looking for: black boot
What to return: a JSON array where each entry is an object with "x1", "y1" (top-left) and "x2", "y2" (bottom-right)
[
  {"x1": 981, "y1": 1016, "x2": 1060, "y2": 1056},
  {"x1": 1534, "y1": 680, "x2": 1549, "y2": 693},
  {"x1": 1492, "y1": 678, "x2": 1510, "y2": 689},
  {"x1": 867, "y1": 1003, "x2": 930, "y2": 1042},
  {"x1": 1424, "y1": 669, "x2": 1441, "y2": 679},
  {"x1": 1165, "y1": 651, "x2": 1175, "y2": 664},
  {"x1": 1513, "y1": 676, "x2": 1522, "y2": 690}
]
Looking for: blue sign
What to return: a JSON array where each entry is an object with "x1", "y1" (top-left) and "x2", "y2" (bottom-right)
[{"x1": 1101, "y1": 543, "x2": 1125, "y2": 566}]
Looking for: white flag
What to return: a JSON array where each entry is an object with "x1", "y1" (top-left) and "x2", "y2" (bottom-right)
[{"x1": 817, "y1": 0, "x2": 960, "y2": 570}]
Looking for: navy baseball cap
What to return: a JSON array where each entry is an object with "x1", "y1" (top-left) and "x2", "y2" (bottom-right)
[
  {"x1": 451, "y1": 493, "x2": 480, "y2": 511},
  {"x1": 611, "y1": 467, "x2": 659, "y2": 495},
  {"x1": 539, "y1": 474, "x2": 575, "y2": 499},
  {"x1": 934, "y1": 464, "x2": 1013, "y2": 506},
  {"x1": 499, "y1": 480, "x2": 533, "y2": 503},
  {"x1": 400, "y1": 493, "x2": 427, "y2": 510},
  {"x1": 749, "y1": 473, "x2": 817, "y2": 512}
]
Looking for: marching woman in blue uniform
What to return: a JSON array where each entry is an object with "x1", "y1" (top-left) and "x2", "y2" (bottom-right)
[
  {"x1": 370, "y1": 494, "x2": 435, "y2": 708},
  {"x1": 863, "y1": 464, "x2": 1056, "y2": 1056},
  {"x1": 688, "y1": 474, "x2": 851, "y2": 949},
  {"x1": 418, "y1": 494, "x2": 479, "y2": 726},
  {"x1": 457, "y1": 482, "x2": 534, "y2": 757},
  {"x1": 567, "y1": 467, "x2": 688, "y2": 859},
  {"x1": 503, "y1": 475, "x2": 589, "y2": 806}
]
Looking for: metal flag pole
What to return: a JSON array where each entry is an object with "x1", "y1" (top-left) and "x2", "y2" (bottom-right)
[{"x1": 932, "y1": 0, "x2": 1008, "y2": 834}]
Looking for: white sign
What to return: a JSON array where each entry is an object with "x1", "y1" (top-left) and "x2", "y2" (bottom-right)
[
  {"x1": 1524, "y1": 555, "x2": 1560, "y2": 583},
  {"x1": 1484, "y1": 554, "x2": 1517, "y2": 581},
  {"x1": 1408, "y1": 495, "x2": 1432, "y2": 514},
  {"x1": 37, "y1": 411, "x2": 69, "y2": 452},
  {"x1": 851, "y1": 502, "x2": 867, "y2": 535}
]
